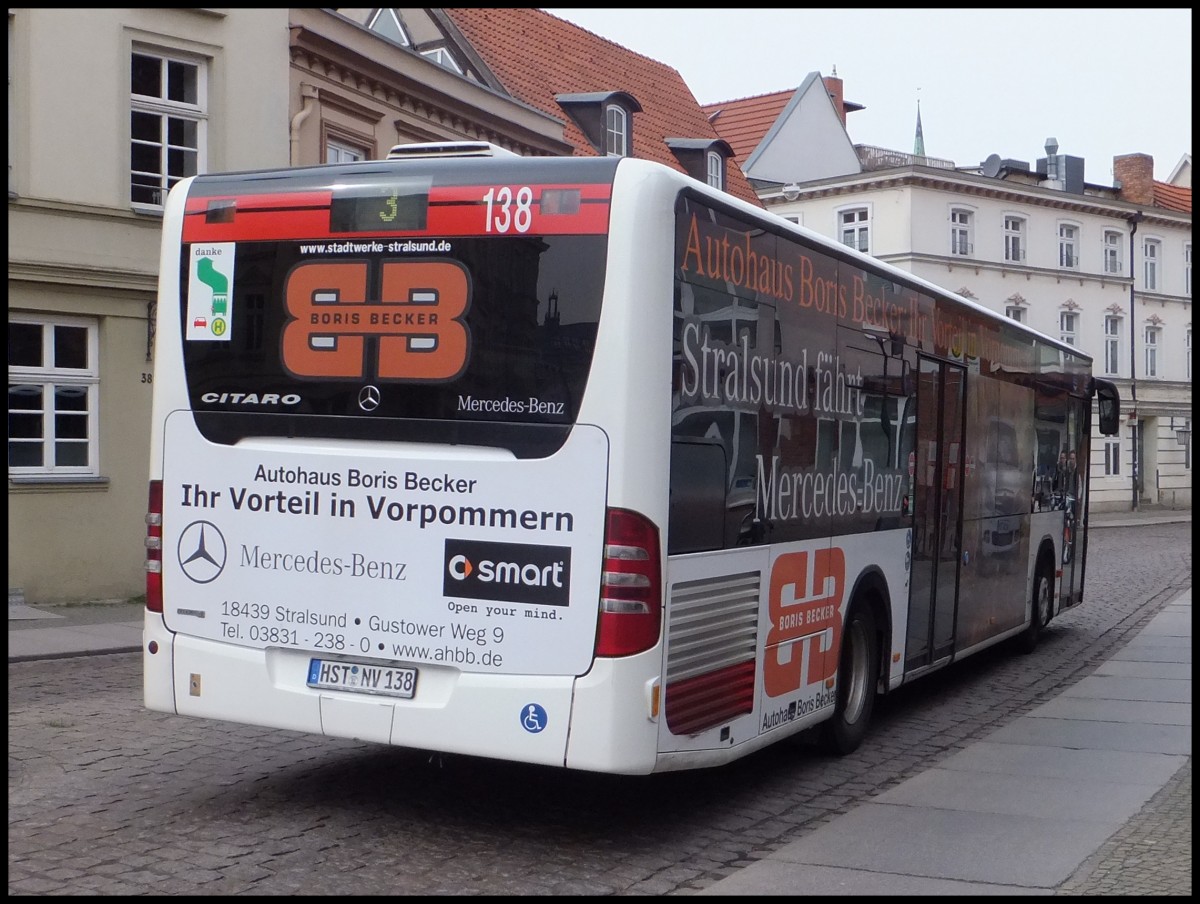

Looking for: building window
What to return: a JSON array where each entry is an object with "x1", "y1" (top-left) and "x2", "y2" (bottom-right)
[
  {"x1": 783, "y1": 214, "x2": 801, "y2": 226},
  {"x1": 1005, "y1": 305, "x2": 1026, "y2": 324},
  {"x1": 130, "y1": 49, "x2": 206, "y2": 208},
  {"x1": 950, "y1": 208, "x2": 973, "y2": 255},
  {"x1": 1143, "y1": 238, "x2": 1160, "y2": 291},
  {"x1": 1188, "y1": 327, "x2": 1193, "y2": 381},
  {"x1": 705, "y1": 150, "x2": 724, "y2": 190},
  {"x1": 1186, "y1": 243, "x2": 1192, "y2": 297},
  {"x1": 367, "y1": 8, "x2": 410, "y2": 45},
  {"x1": 604, "y1": 104, "x2": 628, "y2": 157},
  {"x1": 326, "y1": 138, "x2": 366, "y2": 164},
  {"x1": 1058, "y1": 223, "x2": 1079, "y2": 269},
  {"x1": 1103, "y1": 439, "x2": 1121, "y2": 476},
  {"x1": 1059, "y1": 311, "x2": 1078, "y2": 346},
  {"x1": 839, "y1": 207, "x2": 870, "y2": 253},
  {"x1": 420, "y1": 47, "x2": 463, "y2": 74},
  {"x1": 8, "y1": 316, "x2": 100, "y2": 477},
  {"x1": 1144, "y1": 325, "x2": 1161, "y2": 377},
  {"x1": 1104, "y1": 315, "x2": 1121, "y2": 376},
  {"x1": 1004, "y1": 215, "x2": 1026, "y2": 262},
  {"x1": 1103, "y1": 230, "x2": 1124, "y2": 274}
]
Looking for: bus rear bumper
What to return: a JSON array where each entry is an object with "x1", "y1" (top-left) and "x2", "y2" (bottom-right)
[
  {"x1": 152, "y1": 632, "x2": 577, "y2": 768},
  {"x1": 143, "y1": 611, "x2": 177, "y2": 715}
]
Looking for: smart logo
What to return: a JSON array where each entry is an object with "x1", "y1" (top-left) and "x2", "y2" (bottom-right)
[{"x1": 443, "y1": 539, "x2": 571, "y2": 606}]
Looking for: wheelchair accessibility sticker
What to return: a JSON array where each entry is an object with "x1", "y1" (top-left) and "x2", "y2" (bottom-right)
[{"x1": 520, "y1": 703, "x2": 547, "y2": 734}]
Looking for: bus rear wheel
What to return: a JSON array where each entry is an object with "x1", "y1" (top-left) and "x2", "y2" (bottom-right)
[
  {"x1": 818, "y1": 601, "x2": 879, "y2": 756},
  {"x1": 1017, "y1": 559, "x2": 1053, "y2": 654}
]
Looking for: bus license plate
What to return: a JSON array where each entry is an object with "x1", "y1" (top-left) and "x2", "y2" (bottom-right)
[{"x1": 307, "y1": 658, "x2": 418, "y2": 699}]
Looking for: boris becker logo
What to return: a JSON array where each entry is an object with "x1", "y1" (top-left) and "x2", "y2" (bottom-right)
[{"x1": 281, "y1": 260, "x2": 471, "y2": 381}]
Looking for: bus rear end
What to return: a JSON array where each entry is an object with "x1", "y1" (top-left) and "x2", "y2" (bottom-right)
[{"x1": 143, "y1": 147, "x2": 665, "y2": 773}]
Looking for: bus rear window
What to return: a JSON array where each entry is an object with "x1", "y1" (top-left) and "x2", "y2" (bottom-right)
[{"x1": 180, "y1": 234, "x2": 606, "y2": 456}]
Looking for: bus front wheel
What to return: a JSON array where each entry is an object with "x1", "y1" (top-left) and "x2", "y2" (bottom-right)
[{"x1": 818, "y1": 601, "x2": 880, "y2": 756}]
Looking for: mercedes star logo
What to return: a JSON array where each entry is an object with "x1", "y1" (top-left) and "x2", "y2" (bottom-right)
[
  {"x1": 359, "y1": 385, "x2": 381, "y2": 412},
  {"x1": 177, "y1": 520, "x2": 227, "y2": 584}
]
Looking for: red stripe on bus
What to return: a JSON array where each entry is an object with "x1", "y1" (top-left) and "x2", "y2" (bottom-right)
[{"x1": 181, "y1": 184, "x2": 611, "y2": 243}]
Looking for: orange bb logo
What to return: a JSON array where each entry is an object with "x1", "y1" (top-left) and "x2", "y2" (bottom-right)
[
  {"x1": 764, "y1": 547, "x2": 845, "y2": 697},
  {"x1": 281, "y1": 260, "x2": 470, "y2": 380}
]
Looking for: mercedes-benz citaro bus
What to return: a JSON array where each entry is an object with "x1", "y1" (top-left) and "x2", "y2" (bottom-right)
[{"x1": 144, "y1": 141, "x2": 1120, "y2": 774}]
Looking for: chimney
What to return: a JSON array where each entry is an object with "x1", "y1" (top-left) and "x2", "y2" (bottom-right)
[
  {"x1": 823, "y1": 73, "x2": 846, "y2": 127},
  {"x1": 1113, "y1": 153, "x2": 1155, "y2": 205}
]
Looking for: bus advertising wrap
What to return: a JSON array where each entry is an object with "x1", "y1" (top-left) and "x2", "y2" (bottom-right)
[{"x1": 160, "y1": 413, "x2": 608, "y2": 676}]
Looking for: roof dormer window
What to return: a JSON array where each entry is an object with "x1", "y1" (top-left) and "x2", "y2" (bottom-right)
[
  {"x1": 421, "y1": 46, "x2": 463, "y2": 74},
  {"x1": 554, "y1": 91, "x2": 641, "y2": 158},
  {"x1": 706, "y1": 150, "x2": 724, "y2": 190},
  {"x1": 605, "y1": 104, "x2": 627, "y2": 157},
  {"x1": 367, "y1": 8, "x2": 411, "y2": 47},
  {"x1": 664, "y1": 138, "x2": 733, "y2": 191}
]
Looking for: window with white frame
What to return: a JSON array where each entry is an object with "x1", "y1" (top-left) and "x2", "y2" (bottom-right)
[
  {"x1": 705, "y1": 150, "x2": 724, "y2": 190},
  {"x1": 326, "y1": 138, "x2": 366, "y2": 164},
  {"x1": 1104, "y1": 315, "x2": 1121, "y2": 376},
  {"x1": 1004, "y1": 215, "x2": 1026, "y2": 262},
  {"x1": 1187, "y1": 327, "x2": 1192, "y2": 381},
  {"x1": 8, "y1": 316, "x2": 100, "y2": 477},
  {"x1": 1103, "y1": 439, "x2": 1121, "y2": 476},
  {"x1": 421, "y1": 47, "x2": 463, "y2": 74},
  {"x1": 1059, "y1": 310, "x2": 1079, "y2": 346},
  {"x1": 950, "y1": 208, "x2": 973, "y2": 255},
  {"x1": 1144, "y1": 325, "x2": 1161, "y2": 377},
  {"x1": 839, "y1": 207, "x2": 870, "y2": 253},
  {"x1": 367, "y1": 8, "x2": 410, "y2": 45},
  {"x1": 604, "y1": 104, "x2": 628, "y2": 157},
  {"x1": 1058, "y1": 223, "x2": 1079, "y2": 269},
  {"x1": 1143, "y1": 238, "x2": 1160, "y2": 291},
  {"x1": 1103, "y1": 230, "x2": 1124, "y2": 274},
  {"x1": 1005, "y1": 304, "x2": 1026, "y2": 323},
  {"x1": 130, "y1": 48, "x2": 205, "y2": 208},
  {"x1": 1186, "y1": 243, "x2": 1192, "y2": 297}
]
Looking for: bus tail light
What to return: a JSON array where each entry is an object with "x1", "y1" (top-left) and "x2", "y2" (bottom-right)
[
  {"x1": 595, "y1": 508, "x2": 662, "y2": 657},
  {"x1": 145, "y1": 480, "x2": 163, "y2": 613}
]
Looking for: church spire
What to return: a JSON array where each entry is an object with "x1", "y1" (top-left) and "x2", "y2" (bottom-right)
[{"x1": 914, "y1": 97, "x2": 925, "y2": 157}]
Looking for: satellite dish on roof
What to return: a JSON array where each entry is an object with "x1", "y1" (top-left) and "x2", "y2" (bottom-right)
[{"x1": 981, "y1": 154, "x2": 1002, "y2": 178}]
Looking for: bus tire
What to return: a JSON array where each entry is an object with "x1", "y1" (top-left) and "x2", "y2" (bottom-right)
[
  {"x1": 818, "y1": 600, "x2": 880, "y2": 756},
  {"x1": 1017, "y1": 557, "x2": 1053, "y2": 655}
]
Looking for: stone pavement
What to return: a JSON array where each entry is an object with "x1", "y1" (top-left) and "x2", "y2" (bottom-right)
[
  {"x1": 698, "y1": 584, "x2": 1191, "y2": 896},
  {"x1": 8, "y1": 507, "x2": 1192, "y2": 895}
]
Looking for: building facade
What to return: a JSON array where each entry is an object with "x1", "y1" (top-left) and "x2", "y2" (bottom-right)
[
  {"x1": 6, "y1": 8, "x2": 565, "y2": 605},
  {"x1": 709, "y1": 74, "x2": 1192, "y2": 511},
  {"x1": 8, "y1": 7, "x2": 756, "y2": 604}
]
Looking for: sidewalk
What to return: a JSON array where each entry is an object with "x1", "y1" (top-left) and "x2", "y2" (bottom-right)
[
  {"x1": 8, "y1": 508, "x2": 1191, "y2": 895},
  {"x1": 698, "y1": 584, "x2": 1191, "y2": 896}
]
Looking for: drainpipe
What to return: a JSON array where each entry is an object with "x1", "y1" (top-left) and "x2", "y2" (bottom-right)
[
  {"x1": 290, "y1": 83, "x2": 320, "y2": 167},
  {"x1": 1127, "y1": 211, "x2": 1144, "y2": 511}
]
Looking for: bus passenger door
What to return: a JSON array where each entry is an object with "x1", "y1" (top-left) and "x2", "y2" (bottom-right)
[{"x1": 906, "y1": 357, "x2": 966, "y2": 670}]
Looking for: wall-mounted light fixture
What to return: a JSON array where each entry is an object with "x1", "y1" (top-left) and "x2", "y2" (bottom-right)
[{"x1": 782, "y1": 183, "x2": 801, "y2": 202}]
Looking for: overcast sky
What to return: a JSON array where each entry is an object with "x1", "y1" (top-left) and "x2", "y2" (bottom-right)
[{"x1": 544, "y1": 8, "x2": 1192, "y2": 184}]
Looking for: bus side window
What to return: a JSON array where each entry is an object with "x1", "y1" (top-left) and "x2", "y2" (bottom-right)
[{"x1": 668, "y1": 441, "x2": 727, "y2": 554}]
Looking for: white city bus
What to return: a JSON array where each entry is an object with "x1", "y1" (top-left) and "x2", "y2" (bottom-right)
[{"x1": 144, "y1": 142, "x2": 1120, "y2": 774}]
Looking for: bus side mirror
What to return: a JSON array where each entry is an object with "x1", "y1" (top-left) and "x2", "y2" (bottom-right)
[{"x1": 1093, "y1": 379, "x2": 1120, "y2": 436}]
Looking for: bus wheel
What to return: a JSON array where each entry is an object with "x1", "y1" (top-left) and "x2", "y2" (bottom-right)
[
  {"x1": 819, "y1": 601, "x2": 879, "y2": 756},
  {"x1": 1017, "y1": 559, "x2": 1053, "y2": 655}
]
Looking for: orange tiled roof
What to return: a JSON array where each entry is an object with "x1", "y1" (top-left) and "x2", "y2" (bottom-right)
[
  {"x1": 1154, "y1": 181, "x2": 1192, "y2": 214},
  {"x1": 442, "y1": 8, "x2": 761, "y2": 206},
  {"x1": 701, "y1": 90, "x2": 793, "y2": 168}
]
